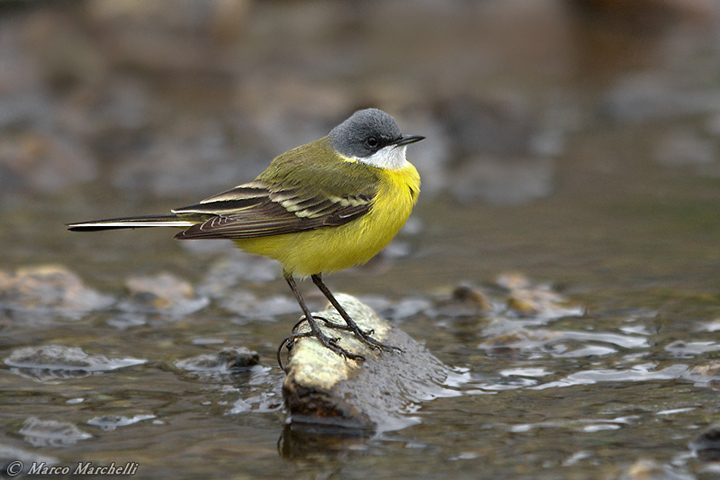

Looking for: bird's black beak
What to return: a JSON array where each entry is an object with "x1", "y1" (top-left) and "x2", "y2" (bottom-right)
[{"x1": 393, "y1": 134, "x2": 425, "y2": 147}]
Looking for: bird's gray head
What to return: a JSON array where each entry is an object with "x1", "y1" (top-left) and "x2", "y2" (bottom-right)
[{"x1": 329, "y1": 108, "x2": 424, "y2": 170}]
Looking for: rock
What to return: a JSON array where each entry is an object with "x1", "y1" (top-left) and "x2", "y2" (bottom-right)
[
  {"x1": 121, "y1": 272, "x2": 209, "y2": 316},
  {"x1": 86, "y1": 414, "x2": 156, "y2": 431},
  {"x1": 5, "y1": 345, "x2": 146, "y2": 380},
  {"x1": 0, "y1": 265, "x2": 114, "y2": 321},
  {"x1": 176, "y1": 347, "x2": 260, "y2": 373},
  {"x1": 282, "y1": 294, "x2": 463, "y2": 433},
  {"x1": 690, "y1": 423, "x2": 720, "y2": 461},
  {"x1": 451, "y1": 283, "x2": 493, "y2": 312},
  {"x1": 19, "y1": 417, "x2": 92, "y2": 447},
  {"x1": 498, "y1": 273, "x2": 583, "y2": 319},
  {"x1": 429, "y1": 283, "x2": 494, "y2": 319},
  {"x1": 620, "y1": 458, "x2": 694, "y2": 480}
]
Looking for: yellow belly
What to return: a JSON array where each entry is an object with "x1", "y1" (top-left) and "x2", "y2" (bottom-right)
[{"x1": 233, "y1": 164, "x2": 420, "y2": 277}]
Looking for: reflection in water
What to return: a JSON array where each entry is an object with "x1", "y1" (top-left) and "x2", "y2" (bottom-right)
[{"x1": 278, "y1": 422, "x2": 372, "y2": 460}]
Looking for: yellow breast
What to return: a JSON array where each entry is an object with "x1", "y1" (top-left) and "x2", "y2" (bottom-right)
[{"x1": 233, "y1": 164, "x2": 420, "y2": 277}]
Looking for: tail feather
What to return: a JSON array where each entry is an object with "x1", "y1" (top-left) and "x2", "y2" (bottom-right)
[{"x1": 67, "y1": 214, "x2": 195, "y2": 232}]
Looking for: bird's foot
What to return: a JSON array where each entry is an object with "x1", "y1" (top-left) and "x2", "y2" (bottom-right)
[
  {"x1": 350, "y1": 327, "x2": 403, "y2": 354},
  {"x1": 317, "y1": 315, "x2": 403, "y2": 355},
  {"x1": 277, "y1": 315, "x2": 365, "y2": 371}
]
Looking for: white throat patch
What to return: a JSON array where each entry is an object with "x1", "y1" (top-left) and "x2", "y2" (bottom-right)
[{"x1": 357, "y1": 145, "x2": 409, "y2": 170}]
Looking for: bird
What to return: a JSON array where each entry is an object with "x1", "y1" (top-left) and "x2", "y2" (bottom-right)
[{"x1": 67, "y1": 108, "x2": 424, "y2": 369}]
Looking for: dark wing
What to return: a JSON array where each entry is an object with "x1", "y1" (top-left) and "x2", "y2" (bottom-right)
[{"x1": 172, "y1": 180, "x2": 375, "y2": 240}]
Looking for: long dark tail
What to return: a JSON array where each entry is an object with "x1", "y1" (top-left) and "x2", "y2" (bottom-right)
[{"x1": 67, "y1": 214, "x2": 195, "y2": 232}]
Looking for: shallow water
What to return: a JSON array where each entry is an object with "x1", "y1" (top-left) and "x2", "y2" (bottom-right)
[{"x1": 3, "y1": 1, "x2": 720, "y2": 479}]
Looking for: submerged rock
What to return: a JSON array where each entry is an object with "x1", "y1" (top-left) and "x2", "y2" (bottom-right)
[
  {"x1": 86, "y1": 414, "x2": 156, "y2": 432},
  {"x1": 176, "y1": 347, "x2": 259, "y2": 374},
  {"x1": 282, "y1": 294, "x2": 463, "y2": 433},
  {"x1": 690, "y1": 423, "x2": 720, "y2": 461},
  {"x1": 497, "y1": 272, "x2": 583, "y2": 319},
  {"x1": 19, "y1": 417, "x2": 92, "y2": 447},
  {"x1": 5, "y1": 345, "x2": 146, "y2": 380}
]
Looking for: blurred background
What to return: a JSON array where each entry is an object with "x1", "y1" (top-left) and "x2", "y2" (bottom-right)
[
  {"x1": 3, "y1": 0, "x2": 720, "y2": 478},
  {"x1": 2, "y1": 0, "x2": 720, "y2": 299}
]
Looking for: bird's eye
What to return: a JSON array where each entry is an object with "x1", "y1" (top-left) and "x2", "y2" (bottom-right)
[{"x1": 366, "y1": 136, "x2": 379, "y2": 148}]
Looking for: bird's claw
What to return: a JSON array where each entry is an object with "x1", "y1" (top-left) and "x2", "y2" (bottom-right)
[{"x1": 277, "y1": 316, "x2": 366, "y2": 371}]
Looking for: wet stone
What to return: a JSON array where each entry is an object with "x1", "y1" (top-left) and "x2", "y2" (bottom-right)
[
  {"x1": 690, "y1": 362, "x2": 720, "y2": 379},
  {"x1": 106, "y1": 312, "x2": 147, "y2": 330},
  {"x1": 5, "y1": 345, "x2": 146, "y2": 380},
  {"x1": 121, "y1": 272, "x2": 209, "y2": 316},
  {"x1": 665, "y1": 340, "x2": 720, "y2": 358},
  {"x1": 176, "y1": 347, "x2": 260, "y2": 374},
  {"x1": 451, "y1": 283, "x2": 493, "y2": 312},
  {"x1": 499, "y1": 274, "x2": 583, "y2": 320},
  {"x1": 86, "y1": 414, "x2": 156, "y2": 432},
  {"x1": 690, "y1": 423, "x2": 720, "y2": 461},
  {"x1": 0, "y1": 264, "x2": 114, "y2": 321},
  {"x1": 620, "y1": 458, "x2": 694, "y2": 480},
  {"x1": 19, "y1": 417, "x2": 92, "y2": 448},
  {"x1": 478, "y1": 327, "x2": 647, "y2": 357},
  {"x1": 282, "y1": 294, "x2": 463, "y2": 433}
]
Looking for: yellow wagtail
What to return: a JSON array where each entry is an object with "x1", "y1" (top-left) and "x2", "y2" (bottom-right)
[{"x1": 68, "y1": 108, "x2": 424, "y2": 368}]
